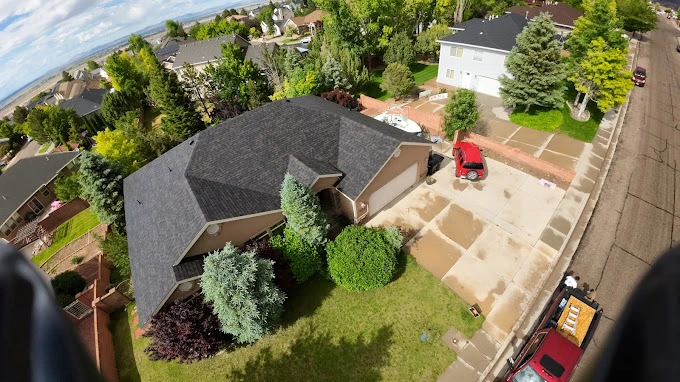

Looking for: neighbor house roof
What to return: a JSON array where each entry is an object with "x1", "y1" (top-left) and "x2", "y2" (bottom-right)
[
  {"x1": 439, "y1": 13, "x2": 529, "y2": 52},
  {"x1": 507, "y1": 3, "x2": 583, "y2": 28},
  {"x1": 171, "y1": 34, "x2": 250, "y2": 69},
  {"x1": 288, "y1": 9, "x2": 328, "y2": 26},
  {"x1": 58, "y1": 79, "x2": 87, "y2": 100},
  {"x1": 244, "y1": 42, "x2": 278, "y2": 67},
  {"x1": 125, "y1": 96, "x2": 430, "y2": 326},
  {"x1": 59, "y1": 89, "x2": 108, "y2": 117},
  {"x1": 0, "y1": 151, "x2": 80, "y2": 226}
]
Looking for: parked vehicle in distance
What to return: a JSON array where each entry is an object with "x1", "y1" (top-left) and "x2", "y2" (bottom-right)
[
  {"x1": 632, "y1": 66, "x2": 647, "y2": 87},
  {"x1": 503, "y1": 287, "x2": 603, "y2": 382},
  {"x1": 300, "y1": 36, "x2": 312, "y2": 43},
  {"x1": 453, "y1": 142, "x2": 485, "y2": 181}
]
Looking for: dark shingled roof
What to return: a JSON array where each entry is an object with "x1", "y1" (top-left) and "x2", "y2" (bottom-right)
[
  {"x1": 125, "y1": 96, "x2": 430, "y2": 325},
  {"x1": 172, "y1": 34, "x2": 250, "y2": 69},
  {"x1": 440, "y1": 13, "x2": 529, "y2": 52},
  {"x1": 507, "y1": 3, "x2": 583, "y2": 28},
  {"x1": 59, "y1": 89, "x2": 107, "y2": 117},
  {"x1": 244, "y1": 42, "x2": 279, "y2": 67},
  {"x1": 0, "y1": 151, "x2": 80, "y2": 226}
]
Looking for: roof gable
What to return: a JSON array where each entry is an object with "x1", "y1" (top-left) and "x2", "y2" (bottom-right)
[
  {"x1": 125, "y1": 96, "x2": 430, "y2": 325},
  {"x1": 440, "y1": 13, "x2": 529, "y2": 52}
]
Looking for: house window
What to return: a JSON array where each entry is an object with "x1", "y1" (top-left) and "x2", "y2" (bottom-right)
[
  {"x1": 449, "y1": 46, "x2": 463, "y2": 57},
  {"x1": 446, "y1": 69, "x2": 455, "y2": 79},
  {"x1": 1, "y1": 224, "x2": 11, "y2": 236},
  {"x1": 27, "y1": 198, "x2": 44, "y2": 215},
  {"x1": 12, "y1": 213, "x2": 23, "y2": 224},
  {"x1": 7, "y1": 217, "x2": 17, "y2": 230},
  {"x1": 66, "y1": 161, "x2": 75, "y2": 170},
  {"x1": 40, "y1": 186, "x2": 50, "y2": 196},
  {"x1": 473, "y1": 50, "x2": 484, "y2": 61}
]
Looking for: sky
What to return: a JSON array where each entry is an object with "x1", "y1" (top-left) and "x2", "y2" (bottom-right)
[{"x1": 0, "y1": 0, "x2": 239, "y2": 102}]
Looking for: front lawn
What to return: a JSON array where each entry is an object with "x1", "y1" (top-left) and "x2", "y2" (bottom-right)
[
  {"x1": 508, "y1": 89, "x2": 603, "y2": 142},
  {"x1": 281, "y1": 38, "x2": 301, "y2": 44},
  {"x1": 31, "y1": 208, "x2": 100, "y2": 267},
  {"x1": 112, "y1": 256, "x2": 483, "y2": 382},
  {"x1": 363, "y1": 63, "x2": 439, "y2": 101},
  {"x1": 38, "y1": 142, "x2": 52, "y2": 154}
]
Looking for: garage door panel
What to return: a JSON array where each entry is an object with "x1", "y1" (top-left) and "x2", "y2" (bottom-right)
[
  {"x1": 477, "y1": 76, "x2": 500, "y2": 97},
  {"x1": 368, "y1": 163, "x2": 418, "y2": 216}
]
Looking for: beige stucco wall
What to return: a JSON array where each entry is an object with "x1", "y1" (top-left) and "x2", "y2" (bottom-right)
[
  {"x1": 336, "y1": 190, "x2": 355, "y2": 220},
  {"x1": 354, "y1": 144, "x2": 431, "y2": 222},
  {"x1": 166, "y1": 279, "x2": 202, "y2": 305},
  {"x1": 185, "y1": 211, "x2": 285, "y2": 258},
  {"x1": 311, "y1": 176, "x2": 340, "y2": 193}
]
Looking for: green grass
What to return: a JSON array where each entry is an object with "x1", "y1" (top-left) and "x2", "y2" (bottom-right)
[
  {"x1": 281, "y1": 38, "x2": 300, "y2": 44},
  {"x1": 142, "y1": 106, "x2": 163, "y2": 131},
  {"x1": 31, "y1": 208, "x2": 100, "y2": 267},
  {"x1": 111, "y1": 256, "x2": 484, "y2": 382},
  {"x1": 508, "y1": 88, "x2": 603, "y2": 143},
  {"x1": 37, "y1": 142, "x2": 51, "y2": 154},
  {"x1": 509, "y1": 106, "x2": 563, "y2": 131},
  {"x1": 362, "y1": 63, "x2": 439, "y2": 101}
]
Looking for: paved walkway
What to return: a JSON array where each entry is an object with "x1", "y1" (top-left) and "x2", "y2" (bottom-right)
[
  {"x1": 407, "y1": 83, "x2": 588, "y2": 173},
  {"x1": 367, "y1": 158, "x2": 565, "y2": 381}
]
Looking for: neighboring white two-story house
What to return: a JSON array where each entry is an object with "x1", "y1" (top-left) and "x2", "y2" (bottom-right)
[{"x1": 436, "y1": 13, "x2": 528, "y2": 97}]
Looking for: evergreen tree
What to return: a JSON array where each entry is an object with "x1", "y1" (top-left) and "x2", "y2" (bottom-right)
[
  {"x1": 78, "y1": 152, "x2": 126, "y2": 229},
  {"x1": 321, "y1": 54, "x2": 351, "y2": 91},
  {"x1": 13, "y1": 106, "x2": 28, "y2": 124},
  {"x1": 383, "y1": 32, "x2": 416, "y2": 67},
  {"x1": 202, "y1": 244, "x2": 285, "y2": 344},
  {"x1": 380, "y1": 63, "x2": 415, "y2": 100},
  {"x1": 414, "y1": 24, "x2": 451, "y2": 59},
  {"x1": 280, "y1": 174, "x2": 329, "y2": 247},
  {"x1": 165, "y1": 20, "x2": 187, "y2": 38},
  {"x1": 334, "y1": 47, "x2": 370, "y2": 91},
  {"x1": 99, "y1": 87, "x2": 143, "y2": 125},
  {"x1": 499, "y1": 13, "x2": 566, "y2": 111},
  {"x1": 86, "y1": 60, "x2": 100, "y2": 71},
  {"x1": 569, "y1": 38, "x2": 632, "y2": 118},
  {"x1": 26, "y1": 107, "x2": 49, "y2": 144},
  {"x1": 284, "y1": 47, "x2": 304, "y2": 77},
  {"x1": 566, "y1": 0, "x2": 628, "y2": 63}
]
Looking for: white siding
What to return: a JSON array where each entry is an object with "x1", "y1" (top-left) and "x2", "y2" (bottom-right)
[{"x1": 436, "y1": 42, "x2": 509, "y2": 96}]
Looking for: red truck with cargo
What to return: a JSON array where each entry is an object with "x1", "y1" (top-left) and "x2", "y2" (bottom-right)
[{"x1": 502, "y1": 287, "x2": 603, "y2": 382}]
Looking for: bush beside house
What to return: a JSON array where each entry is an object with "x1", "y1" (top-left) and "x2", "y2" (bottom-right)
[
  {"x1": 51, "y1": 270, "x2": 87, "y2": 307},
  {"x1": 326, "y1": 226, "x2": 403, "y2": 291}
]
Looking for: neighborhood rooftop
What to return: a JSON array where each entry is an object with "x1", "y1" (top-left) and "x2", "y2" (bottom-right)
[
  {"x1": 440, "y1": 13, "x2": 529, "y2": 52},
  {"x1": 0, "y1": 151, "x2": 80, "y2": 226},
  {"x1": 59, "y1": 88, "x2": 108, "y2": 117},
  {"x1": 124, "y1": 95, "x2": 430, "y2": 325},
  {"x1": 507, "y1": 2, "x2": 583, "y2": 28},
  {"x1": 171, "y1": 34, "x2": 250, "y2": 69}
]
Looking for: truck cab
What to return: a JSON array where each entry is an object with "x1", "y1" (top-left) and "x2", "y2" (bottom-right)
[{"x1": 503, "y1": 287, "x2": 602, "y2": 382}]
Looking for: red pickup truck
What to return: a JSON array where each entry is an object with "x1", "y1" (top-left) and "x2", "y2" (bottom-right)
[{"x1": 502, "y1": 287, "x2": 603, "y2": 382}]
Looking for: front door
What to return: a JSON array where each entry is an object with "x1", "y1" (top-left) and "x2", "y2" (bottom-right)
[{"x1": 461, "y1": 72, "x2": 472, "y2": 90}]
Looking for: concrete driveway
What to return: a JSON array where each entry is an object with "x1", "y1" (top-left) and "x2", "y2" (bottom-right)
[
  {"x1": 5, "y1": 140, "x2": 40, "y2": 169},
  {"x1": 367, "y1": 158, "x2": 564, "y2": 343}
]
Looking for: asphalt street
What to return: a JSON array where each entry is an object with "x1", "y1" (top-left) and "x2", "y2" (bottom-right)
[{"x1": 571, "y1": 17, "x2": 680, "y2": 379}]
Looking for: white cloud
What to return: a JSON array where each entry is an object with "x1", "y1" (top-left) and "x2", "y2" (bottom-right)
[{"x1": 0, "y1": 0, "x2": 231, "y2": 102}]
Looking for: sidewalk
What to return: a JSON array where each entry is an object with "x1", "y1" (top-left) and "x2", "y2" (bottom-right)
[{"x1": 440, "y1": 37, "x2": 640, "y2": 382}]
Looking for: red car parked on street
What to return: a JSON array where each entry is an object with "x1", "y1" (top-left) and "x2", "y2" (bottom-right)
[{"x1": 453, "y1": 142, "x2": 485, "y2": 181}]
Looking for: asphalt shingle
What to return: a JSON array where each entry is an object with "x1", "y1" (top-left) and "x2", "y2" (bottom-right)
[
  {"x1": 124, "y1": 95, "x2": 430, "y2": 326},
  {"x1": 439, "y1": 13, "x2": 529, "y2": 52}
]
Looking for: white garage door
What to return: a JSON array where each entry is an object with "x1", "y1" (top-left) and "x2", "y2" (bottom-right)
[
  {"x1": 369, "y1": 163, "x2": 418, "y2": 216},
  {"x1": 476, "y1": 76, "x2": 501, "y2": 97}
]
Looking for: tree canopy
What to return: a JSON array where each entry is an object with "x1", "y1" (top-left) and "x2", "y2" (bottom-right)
[
  {"x1": 280, "y1": 173, "x2": 328, "y2": 247},
  {"x1": 78, "y1": 151, "x2": 126, "y2": 230},
  {"x1": 444, "y1": 89, "x2": 480, "y2": 139},
  {"x1": 165, "y1": 20, "x2": 187, "y2": 38},
  {"x1": 617, "y1": 0, "x2": 657, "y2": 35},
  {"x1": 93, "y1": 128, "x2": 146, "y2": 175},
  {"x1": 128, "y1": 34, "x2": 151, "y2": 53},
  {"x1": 415, "y1": 24, "x2": 452, "y2": 58},
  {"x1": 86, "y1": 60, "x2": 100, "y2": 71},
  {"x1": 202, "y1": 244, "x2": 285, "y2": 344},
  {"x1": 380, "y1": 63, "x2": 415, "y2": 100},
  {"x1": 54, "y1": 173, "x2": 81, "y2": 202},
  {"x1": 383, "y1": 32, "x2": 415, "y2": 67},
  {"x1": 566, "y1": 0, "x2": 628, "y2": 64},
  {"x1": 499, "y1": 12, "x2": 566, "y2": 111}
]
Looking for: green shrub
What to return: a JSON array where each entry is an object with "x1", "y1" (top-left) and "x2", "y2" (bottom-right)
[
  {"x1": 97, "y1": 229, "x2": 131, "y2": 283},
  {"x1": 270, "y1": 226, "x2": 322, "y2": 283},
  {"x1": 326, "y1": 225, "x2": 403, "y2": 291},
  {"x1": 51, "y1": 270, "x2": 87, "y2": 306},
  {"x1": 71, "y1": 256, "x2": 84, "y2": 265},
  {"x1": 56, "y1": 293, "x2": 76, "y2": 308}
]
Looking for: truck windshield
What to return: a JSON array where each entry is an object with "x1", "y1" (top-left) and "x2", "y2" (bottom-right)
[{"x1": 513, "y1": 365, "x2": 547, "y2": 382}]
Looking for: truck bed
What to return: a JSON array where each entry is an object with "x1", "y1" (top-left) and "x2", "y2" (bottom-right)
[{"x1": 556, "y1": 296, "x2": 597, "y2": 347}]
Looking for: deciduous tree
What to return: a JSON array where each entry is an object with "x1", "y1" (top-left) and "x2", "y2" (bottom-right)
[
  {"x1": 78, "y1": 151, "x2": 126, "y2": 229},
  {"x1": 13, "y1": 106, "x2": 28, "y2": 124},
  {"x1": 54, "y1": 173, "x2": 81, "y2": 202},
  {"x1": 43, "y1": 106, "x2": 83, "y2": 147},
  {"x1": 380, "y1": 63, "x2": 415, "y2": 100},
  {"x1": 617, "y1": 0, "x2": 657, "y2": 36},
  {"x1": 93, "y1": 128, "x2": 146, "y2": 174},
  {"x1": 414, "y1": 24, "x2": 451, "y2": 59},
  {"x1": 499, "y1": 13, "x2": 566, "y2": 111},
  {"x1": 569, "y1": 38, "x2": 632, "y2": 119},
  {"x1": 270, "y1": 226, "x2": 322, "y2": 283},
  {"x1": 86, "y1": 60, "x2": 100, "y2": 71},
  {"x1": 128, "y1": 34, "x2": 150, "y2": 53},
  {"x1": 202, "y1": 244, "x2": 285, "y2": 344},
  {"x1": 165, "y1": 20, "x2": 187, "y2": 38},
  {"x1": 566, "y1": 0, "x2": 628, "y2": 63},
  {"x1": 383, "y1": 32, "x2": 415, "y2": 67},
  {"x1": 104, "y1": 52, "x2": 147, "y2": 91},
  {"x1": 60, "y1": 70, "x2": 73, "y2": 83},
  {"x1": 26, "y1": 107, "x2": 49, "y2": 144},
  {"x1": 443, "y1": 89, "x2": 480, "y2": 139}
]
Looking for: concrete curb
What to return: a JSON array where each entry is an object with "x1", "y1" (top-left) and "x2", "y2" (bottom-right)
[{"x1": 477, "y1": 38, "x2": 640, "y2": 381}]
